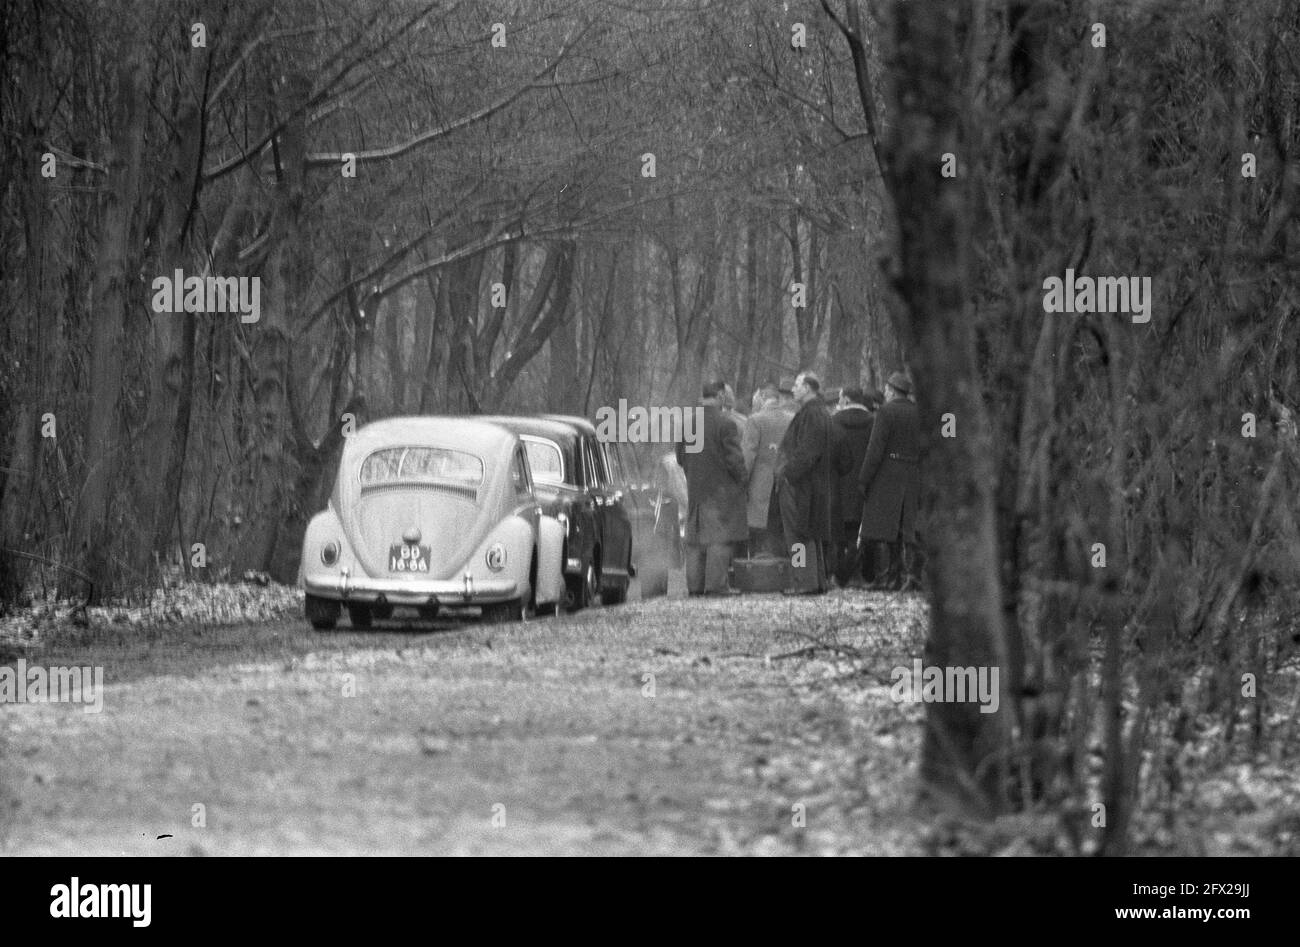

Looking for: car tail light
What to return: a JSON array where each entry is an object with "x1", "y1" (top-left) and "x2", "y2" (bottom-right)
[
  {"x1": 485, "y1": 543, "x2": 507, "y2": 572},
  {"x1": 321, "y1": 541, "x2": 339, "y2": 566}
]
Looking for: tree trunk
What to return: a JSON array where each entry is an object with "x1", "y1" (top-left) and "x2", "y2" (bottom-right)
[
  {"x1": 418, "y1": 269, "x2": 445, "y2": 413},
  {"x1": 448, "y1": 243, "x2": 487, "y2": 411},
  {"x1": 69, "y1": 46, "x2": 147, "y2": 600},
  {"x1": 142, "y1": 67, "x2": 205, "y2": 569},
  {"x1": 235, "y1": 71, "x2": 310, "y2": 579},
  {"x1": 1, "y1": 43, "x2": 64, "y2": 601},
  {"x1": 386, "y1": 295, "x2": 407, "y2": 413},
  {"x1": 826, "y1": 230, "x2": 867, "y2": 387},
  {"x1": 487, "y1": 241, "x2": 576, "y2": 408},
  {"x1": 789, "y1": 209, "x2": 807, "y2": 366},
  {"x1": 737, "y1": 217, "x2": 759, "y2": 396},
  {"x1": 884, "y1": 0, "x2": 1011, "y2": 815},
  {"x1": 548, "y1": 291, "x2": 580, "y2": 413}
]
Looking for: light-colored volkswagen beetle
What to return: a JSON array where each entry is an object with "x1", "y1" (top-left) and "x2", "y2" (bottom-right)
[{"x1": 299, "y1": 417, "x2": 566, "y2": 629}]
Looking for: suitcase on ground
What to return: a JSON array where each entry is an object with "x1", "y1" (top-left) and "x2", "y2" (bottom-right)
[{"x1": 730, "y1": 556, "x2": 788, "y2": 593}]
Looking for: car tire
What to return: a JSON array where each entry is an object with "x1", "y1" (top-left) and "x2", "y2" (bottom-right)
[
  {"x1": 482, "y1": 599, "x2": 525, "y2": 623},
  {"x1": 347, "y1": 603, "x2": 373, "y2": 630},
  {"x1": 566, "y1": 561, "x2": 598, "y2": 612},
  {"x1": 306, "y1": 595, "x2": 340, "y2": 630},
  {"x1": 600, "y1": 581, "x2": 628, "y2": 606}
]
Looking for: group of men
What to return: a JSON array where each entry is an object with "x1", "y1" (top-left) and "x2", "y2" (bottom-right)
[{"x1": 673, "y1": 370, "x2": 921, "y2": 597}]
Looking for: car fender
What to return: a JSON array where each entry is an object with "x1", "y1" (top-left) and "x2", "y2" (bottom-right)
[
  {"x1": 300, "y1": 508, "x2": 362, "y2": 593},
  {"x1": 535, "y1": 515, "x2": 565, "y2": 606},
  {"x1": 469, "y1": 515, "x2": 535, "y2": 598}
]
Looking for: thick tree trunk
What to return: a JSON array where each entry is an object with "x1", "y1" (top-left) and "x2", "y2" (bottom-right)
[
  {"x1": 0, "y1": 401, "x2": 39, "y2": 602},
  {"x1": 1, "y1": 47, "x2": 64, "y2": 601},
  {"x1": 235, "y1": 72, "x2": 310, "y2": 579},
  {"x1": 884, "y1": 1, "x2": 1011, "y2": 815},
  {"x1": 142, "y1": 68, "x2": 205, "y2": 568},
  {"x1": 69, "y1": 47, "x2": 147, "y2": 600}
]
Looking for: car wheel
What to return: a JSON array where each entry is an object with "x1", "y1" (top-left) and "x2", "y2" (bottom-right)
[
  {"x1": 600, "y1": 581, "x2": 628, "y2": 606},
  {"x1": 306, "y1": 595, "x2": 340, "y2": 630},
  {"x1": 347, "y1": 603, "x2": 373, "y2": 630},
  {"x1": 482, "y1": 599, "x2": 525, "y2": 623},
  {"x1": 565, "y1": 561, "x2": 598, "y2": 611}
]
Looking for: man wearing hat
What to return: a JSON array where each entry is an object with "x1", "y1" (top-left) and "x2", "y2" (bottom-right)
[
  {"x1": 776, "y1": 370, "x2": 836, "y2": 594},
  {"x1": 746, "y1": 379, "x2": 798, "y2": 556},
  {"x1": 857, "y1": 372, "x2": 921, "y2": 590}
]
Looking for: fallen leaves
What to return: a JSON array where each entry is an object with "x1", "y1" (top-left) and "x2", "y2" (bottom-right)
[{"x1": 0, "y1": 578, "x2": 304, "y2": 651}]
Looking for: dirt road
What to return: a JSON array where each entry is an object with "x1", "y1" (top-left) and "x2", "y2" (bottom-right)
[{"x1": 0, "y1": 592, "x2": 931, "y2": 855}]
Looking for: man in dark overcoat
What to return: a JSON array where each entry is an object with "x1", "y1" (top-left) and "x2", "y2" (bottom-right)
[
  {"x1": 858, "y1": 372, "x2": 921, "y2": 590},
  {"x1": 831, "y1": 387, "x2": 876, "y2": 586},
  {"x1": 776, "y1": 371, "x2": 836, "y2": 594},
  {"x1": 677, "y1": 379, "x2": 748, "y2": 595}
]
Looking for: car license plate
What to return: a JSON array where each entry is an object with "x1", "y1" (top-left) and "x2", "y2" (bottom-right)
[{"x1": 389, "y1": 544, "x2": 430, "y2": 573}]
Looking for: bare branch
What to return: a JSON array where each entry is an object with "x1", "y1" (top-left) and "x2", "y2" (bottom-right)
[{"x1": 303, "y1": 25, "x2": 592, "y2": 167}]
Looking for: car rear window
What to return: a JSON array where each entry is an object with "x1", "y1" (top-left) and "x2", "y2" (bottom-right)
[{"x1": 359, "y1": 447, "x2": 484, "y2": 488}]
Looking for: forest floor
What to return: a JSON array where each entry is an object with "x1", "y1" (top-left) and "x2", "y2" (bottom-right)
[{"x1": 1, "y1": 581, "x2": 1297, "y2": 855}]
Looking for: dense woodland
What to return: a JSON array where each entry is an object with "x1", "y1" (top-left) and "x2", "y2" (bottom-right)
[{"x1": 3, "y1": 0, "x2": 1300, "y2": 843}]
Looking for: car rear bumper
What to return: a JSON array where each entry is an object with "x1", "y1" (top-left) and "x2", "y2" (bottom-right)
[{"x1": 304, "y1": 574, "x2": 519, "y2": 605}]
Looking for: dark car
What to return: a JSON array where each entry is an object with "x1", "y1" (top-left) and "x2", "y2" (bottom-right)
[
  {"x1": 542, "y1": 415, "x2": 681, "y2": 602},
  {"x1": 477, "y1": 415, "x2": 635, "y2": 608}
]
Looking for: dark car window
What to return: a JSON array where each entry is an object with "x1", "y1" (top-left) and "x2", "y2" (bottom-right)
[
  {"x1": 603, "y1": 442, "x2": 625, "y2": 486},
  {"x1": 583, "y1": 438, "x2": 607, "y2": 489},
  {"x1": 569, "y1": 442, "x2": 590, "y2": 489}
]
